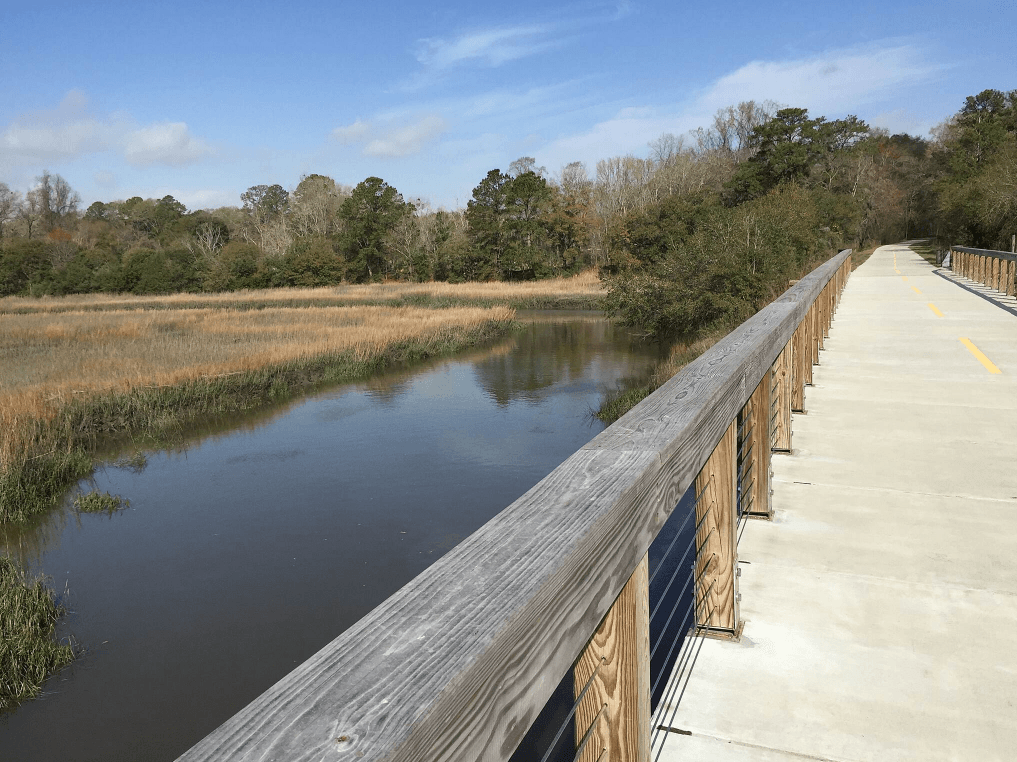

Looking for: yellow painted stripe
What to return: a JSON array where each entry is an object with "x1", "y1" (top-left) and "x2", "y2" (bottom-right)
[
  {"x1": 928, "y1": 303, "x2": 944, "y2": 317},
  {"x1": 959, "y1": 337, "x2": 1002, "y2": 374},
  {"x1": 901, "y1": 276, "x2": 907, "y2": 281},
  {"x1": 911, "y1": 285, "x2": 922, "y2": 295}
]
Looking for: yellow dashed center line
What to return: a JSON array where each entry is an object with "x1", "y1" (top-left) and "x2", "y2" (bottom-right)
[
  {"x1": 959, "y1": 337, "x2": 1002, "y2": 374},
  {"x1": 928, "y1": 303, "x2": 944, "y2": 317},
  {"x1": 911, "y1": 285, "x2": 922, "y2": 295}
]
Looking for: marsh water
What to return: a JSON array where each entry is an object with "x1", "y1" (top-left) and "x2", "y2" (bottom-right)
[{"x1": 1, "y1": 312, "x2": 667, "y2": 762}]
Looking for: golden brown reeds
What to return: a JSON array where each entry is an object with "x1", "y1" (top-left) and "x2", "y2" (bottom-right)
[
  {"x1": 0, "y1": 271, "x2": 603, "y2": 315},
  {"x1": 0, "y1": 302, "x2": 514, "y2": 523}
]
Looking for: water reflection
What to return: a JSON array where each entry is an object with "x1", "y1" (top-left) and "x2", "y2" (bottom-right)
[{"x1": 0, "y1": 312, "x2": 661, "y2": 762}]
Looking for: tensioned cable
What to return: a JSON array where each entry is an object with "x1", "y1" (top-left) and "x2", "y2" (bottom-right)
[
  {"x1": 537, "y1": 657, "x2": 606, "y2": 762},
  {"x1": 649, "y1": 503, "x2": 713, "y2": 623},
  {"x1": 647, "y1": 475, "x2": 711, "y2": 587},
  {"x1": 651, "y1": 603, "x2": 716, "y2": 762},
  {"x1": 648, "y1": 575, "x2": 714, "y2": 701},
  {"x1": 571, "y1": 702, "x2": 607, "y2": 762},
  {"x1": 650, "y1": 595, "x2": 710, "y2": 731},
  {"x1": 649, "y1": 596, "x2": 716, "y2": 757},
  {"x1": 650, "y1": 591, "x2": 715, "y2": 730}
]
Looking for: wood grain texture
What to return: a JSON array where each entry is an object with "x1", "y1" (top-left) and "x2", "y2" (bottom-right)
[
  {"x1": 175, "y1": 250, "x2": 851, "y2": 762},
  {"x1": 695, "y1": 420, "x2": 738, "y2": 631},
  {"x1": 770, "y1": 342, "x2": 792, "y2": 453},
  {"x1": 803, "y1": 305, "x2": 814, "y2": 384},
  {"x1": 744, "y1": 375, "x2": 772, "y2": 518},
  {"x1": 574, "y1": 554, "x2": 649, "y2": 762},
  {"x1": 791, "y1": 321, "x2": 806, "y2": 413},
  {"x1": 1008, "y1": 260, "x2": 1015, "y2": 297}
]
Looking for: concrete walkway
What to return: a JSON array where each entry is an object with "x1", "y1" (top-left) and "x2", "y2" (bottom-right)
[{"x1": 658, "y1": 244, "x2": 1017, "y2": 761}]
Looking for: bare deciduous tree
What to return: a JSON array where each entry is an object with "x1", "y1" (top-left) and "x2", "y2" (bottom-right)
[{"x1": 0, "y1": 183, "x2": 21, "y2": 239}]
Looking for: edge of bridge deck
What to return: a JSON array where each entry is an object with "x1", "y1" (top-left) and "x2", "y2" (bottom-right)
[{"x1": 657, "y1": 243, "x2": 1017, "y2": 761}]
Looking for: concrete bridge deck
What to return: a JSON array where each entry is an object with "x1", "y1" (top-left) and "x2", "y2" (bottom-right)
[{"x1": 659, "y1": 244, "x2": 1017, "y2": 761}]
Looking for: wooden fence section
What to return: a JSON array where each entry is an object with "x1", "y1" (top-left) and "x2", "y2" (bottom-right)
[
  {"x1": 951, "y1": 245, "x2": 1017, "y2": 297},
  {"x1": 177, "y1": 250, "x2": 852, "y2": 762}
]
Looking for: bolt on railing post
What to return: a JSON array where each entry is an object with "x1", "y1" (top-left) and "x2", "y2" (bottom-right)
[
  {"x1": 694, "y1": 419, "x2": 740, "y2": 636},
  {"x1": 573, "y1": 554, "x2": 650, "y2": 762}
]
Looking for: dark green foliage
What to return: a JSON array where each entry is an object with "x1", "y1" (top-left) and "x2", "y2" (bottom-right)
[
  {"x1": 0, "y1": 555, "x2": 75, "y2": 713},
  {"x1": 122, "y1": 247, "x2": 201, "y2": 294},
  {"x1": 605, "y1": 185, "x2": 829, "y2": 340},
  {"x1": 339, "y1": 177, "x2": 413, "y2": 282},
  {"x1": 0, "y1": 240, "x2": 53, "y2": 296},
  {"x1": 726, "y1": 108, "x2": 869, "y2": 204},
  {"x1": 934, "y1": 89, "x2": 1017, "y2": 249},
  {"x1": 283, "y1": 236, "x2": 344, "y2": 286},
  {"x1": 241, "y1": 184, "x2": 290, "y2": 223},
  {"x1": 466, "y1": 169, "x2": 558, "y2": 279}
]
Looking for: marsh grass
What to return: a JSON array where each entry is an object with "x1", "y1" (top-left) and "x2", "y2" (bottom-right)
[
  {"x1": 0, "y1": 271, "x2": 603, "y2": 315},
  {"x1": 1, "y1": 303, "x2": 515, "y2": 524},
  {"x1": 73, "y1": 490, "x2": 129, "y2": 514},
  {"x1": 0, "y1": 555, "x2": 75, "y2": 713}
]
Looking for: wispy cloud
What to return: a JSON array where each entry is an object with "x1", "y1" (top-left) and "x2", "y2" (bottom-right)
[
  {"x1": 697, "y1": 43, "x2": 944, "y2": 116},
  {"x1": 416, "y1": 25, "x2": 554, "y2": 70},
  {"x1": 0, "y1": 90, "x2": 216, "y2": 168},
  {"x1": 537, "y1": 41, "x2": 945, "y2": 171},
  {"x1": 123, "y1": 123, "x2": 213, "y2": 167},
  {"x1": 333, "y1": 114, "x2": 448, "y2": 158}
]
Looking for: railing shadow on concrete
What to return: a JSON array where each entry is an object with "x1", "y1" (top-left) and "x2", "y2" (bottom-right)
[
  {"x1": 177, "y1": 249, "x2": 853, "y2": 762},
  {"x1": 951, "y1": 245, "x2": 1017, "y2": 298}
]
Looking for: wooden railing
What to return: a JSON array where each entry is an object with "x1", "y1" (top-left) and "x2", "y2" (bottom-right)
[
  {"x1": 177, "y1": 250, "x2": 853, "y2": 762},
  {"x1": 951, "y1": 245, "x2": 1017, "y2": 297}
]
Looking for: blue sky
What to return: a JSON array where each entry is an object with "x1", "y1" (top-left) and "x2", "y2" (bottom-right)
[{"x1": 1, "y1": 0, "x2": 1012, "y2": 211}]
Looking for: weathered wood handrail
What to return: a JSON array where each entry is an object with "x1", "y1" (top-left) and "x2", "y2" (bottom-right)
[
  {"x1": 177, "y1": 249, "x2": 853, "y2": 762},
  {"x1": 951, "y1": 245, "x2": 1017, "y2": 297}
]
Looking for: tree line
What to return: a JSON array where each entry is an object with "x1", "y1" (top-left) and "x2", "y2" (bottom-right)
[{"x1": 1, "y1": 90, "x2": 1014, "y2": 316}]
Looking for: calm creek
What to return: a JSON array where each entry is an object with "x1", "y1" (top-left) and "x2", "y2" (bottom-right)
[{"x1": 1, "y1": 311, "x2": 666, "y2": 762}]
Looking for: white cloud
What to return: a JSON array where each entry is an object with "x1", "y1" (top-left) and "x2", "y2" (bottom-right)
[
  {"x1": 697, "y1": 44, "x2": 943, "y2": 117},
  {"x1": 332, "y1": 119, "x2": 372, "y2": 144},
  {"x1": 0, "y1": 90, "x2": 216, "y2": 168},
  {"x1": 416, "y1": 25, "x2": 552, "y2": 70},
  {"x1": 536, "y1": 42, "x2": 944, "y2": 171},
  {"x1": 333, "y1": 114, "x2": 448, "y2": 158},
  {"x1": 123, "y1": 122, "x2": 213, "y2": 166}
]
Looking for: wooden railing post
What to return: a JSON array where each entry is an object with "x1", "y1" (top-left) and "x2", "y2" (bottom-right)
[
  {"x1": 695, "y1": 420, "x2": 740, "y2": 636},
  {"x1": 771, "y1": 341, "x2": 793, "y2": 453},
  {"x1": 574, "y1": 555, "x2": 650, "y2": 762},
  {"x1": 791, "y1": 319, "x2": 806, "y2": 413},
  {"x1": 1007, "y1": 260, "x2": 1016, "y2": 297},
  {"x1": 740, "y1": 373, "x2": 773, "y2": 519}
]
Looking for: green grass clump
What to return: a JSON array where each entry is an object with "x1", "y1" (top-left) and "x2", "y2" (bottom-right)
[
  {"x1": 0, "y1": 555, "x2": 74, "y2": 713},
  {"x1": 73, "y1": 490, "x2": 129, "y2": 514}
]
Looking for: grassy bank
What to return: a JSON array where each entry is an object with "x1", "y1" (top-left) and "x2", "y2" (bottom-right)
[
  {"x1": 1, "y1": 304, "x2": 515, "y2": 524},
  {"x1": 0, "y1": 555, "x2": 74, "y2": 713},
  {"x1": 0, "y1": 271, "x2": 603, "y2": 315},
  {"x1": 597, "y1": 334, "x2": 724, "y2": 423}
]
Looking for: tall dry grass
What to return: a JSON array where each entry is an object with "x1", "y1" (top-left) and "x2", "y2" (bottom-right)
[
  {"x1": 0, "y1": 303, "x2": 514, "y2": 523},
  {"x1": 0, "y1": 271, "x2": 603, "y2": 315}
]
